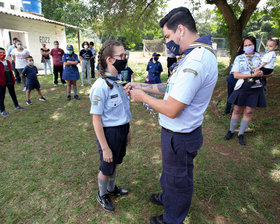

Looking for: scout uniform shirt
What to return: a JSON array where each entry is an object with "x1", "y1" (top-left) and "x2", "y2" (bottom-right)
[
  {"x1": 159, "y1": 35, "x2": 218, "y2": 133},
  {"x1": 89, "y1": 76, "x2": 131, "y2": 127}
]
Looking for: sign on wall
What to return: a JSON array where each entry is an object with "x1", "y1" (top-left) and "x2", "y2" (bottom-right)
[{"x1": 39, "y1": 36, "x2": 50, "y2": 43}]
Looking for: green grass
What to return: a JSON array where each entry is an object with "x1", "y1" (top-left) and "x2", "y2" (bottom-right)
[{"x1": 0, "y1": 55, "x2": 279, "y2": 223}]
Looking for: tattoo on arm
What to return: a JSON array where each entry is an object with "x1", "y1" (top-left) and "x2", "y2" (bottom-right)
[
  {"x1": 139, "y1": 84, "x2": 153, "y2": 90},
  {"x1": 157, "y1": 84, "x2": 167, "y2": 93}
]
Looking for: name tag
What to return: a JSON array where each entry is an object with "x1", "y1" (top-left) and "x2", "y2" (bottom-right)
[{"x1": 110, "y1": 94, "x2": 118, "y2": 99}]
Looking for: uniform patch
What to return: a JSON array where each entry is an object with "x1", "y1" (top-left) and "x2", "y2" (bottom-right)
[
  {"x1": 92, "y1": 95, "x2": 101, "y2": 106},
  {"x1": 183, "y1": 68, "x2": 198, "y2": 76},
  {"x1": 110, "y1": 94, "x2": 118, "y2": 99}
]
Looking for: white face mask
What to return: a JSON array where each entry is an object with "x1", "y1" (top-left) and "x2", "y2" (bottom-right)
[{"x1": 84, "y1": 45, "x2": 88, "y2": 49}]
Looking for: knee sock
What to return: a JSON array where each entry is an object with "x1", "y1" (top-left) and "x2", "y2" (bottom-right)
[
  {"x1": 229, "y1": 118, "x2": 239, "y2": 133},
  {"x1": 107, "y1": 171, "x2": 116, "y2": 192},
  {"x1": 73, "y1": 87, "x2": 77, "y2": 95},
  {"x1": 67, "y1": 91, "x2": 71, "y2": 97},
  {"x1": 98, "y1": 176, "x2": 109, "y2": 196},
  {"x1": 238, "y1": 119, "x2": 249, "y2": 136}
]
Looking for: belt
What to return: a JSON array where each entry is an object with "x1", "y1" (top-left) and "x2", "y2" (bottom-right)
[
  {"x1": 244, "y1": 78, "x2": 254, "y2": 82},
  {"x1": 162, "y1": 126, "x2": 201, "y2": 135}
]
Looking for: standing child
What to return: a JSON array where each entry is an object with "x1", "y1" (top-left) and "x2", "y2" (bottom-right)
[
  {"x1": 251, "y1": 38, "x2": 278, "y2": 88},
  {"x1": 89, "y1": 40, "x2": 131, "y2": 212},
  {"x1": 22, "y1": 56, "x2": 46, "y2": 105},
  {"x1": 120, "y1": 50, "x2": 135, "y2": 83},
  {"x1": 0, "y1": 47, "x2": 25, "y2": 116},
  {"x1": 145, "y1": 52, "x2": 163, "y2": 84},
  {"x1": 79, "y1": 41, "x2": 93, "y2": 86},
  {"x1": 62, "y1": 45, "x2": 80, "y2": 101}
]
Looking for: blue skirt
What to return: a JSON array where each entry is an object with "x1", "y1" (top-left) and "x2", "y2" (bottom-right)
[
  {"x1": 228, "y1": 81, "x2": 266, "y2": 108},
  {"x1": 62, "y1": 66, "x2": 80, "y2": 81}
]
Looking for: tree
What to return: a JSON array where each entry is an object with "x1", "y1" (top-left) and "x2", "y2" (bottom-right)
[{"x1": 206, "y1": 0, "x2": 261, "y2": 65}]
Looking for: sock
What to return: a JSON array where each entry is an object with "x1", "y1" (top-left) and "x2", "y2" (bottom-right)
[
  {"x1": 229, "y1": 118, "x2": 239, "y2": 133},
  {"x1": 98, "y1": 176, "x2": 109, "y2": 196},
  {"x1": 107, "y1": 171, "x2": 116, "y2": 192},
  {"x1": 73, "y1": 87, "x2": 77, "y2": 95},
  {"x1": 67, "y1": 91, "x2": 71, "y2": 97},
  {"x1": 238, "y1": 119, "x2": 249, "y2": 136}
]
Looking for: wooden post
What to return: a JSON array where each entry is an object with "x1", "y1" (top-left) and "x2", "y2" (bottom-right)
[{"x1": 78, "y1": 30, "x2": 81, "y2": 53}]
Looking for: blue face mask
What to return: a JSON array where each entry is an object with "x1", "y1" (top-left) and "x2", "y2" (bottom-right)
[
  {"x1": 28, "y1": 61, "x2": 34, "y2": 66},
  {"x1": 166, "y1": 40, "x2": 180, "y2": 56},
  {"x1": 265, "y1": 48, "x2": 269, "y2": 53},
  {"x1": 67, "y1": 51, "x2": 73, "y2": 54},
  {"x1": 17, "y1": 45, "x2": 23, "y2": 50}
]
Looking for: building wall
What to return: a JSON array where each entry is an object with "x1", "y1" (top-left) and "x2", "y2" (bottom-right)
[{"x1": 0, "y1": 13, "x2": 66, "y2": 70}]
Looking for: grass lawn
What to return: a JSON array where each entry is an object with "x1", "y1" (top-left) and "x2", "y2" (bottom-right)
[{"x1": 0, "y1": 53, "x2": 279, "y2": 224}]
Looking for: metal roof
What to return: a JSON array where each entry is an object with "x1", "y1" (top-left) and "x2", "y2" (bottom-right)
[{"x1": 0, "y1": 8, "x2": 80, "y2": 29}]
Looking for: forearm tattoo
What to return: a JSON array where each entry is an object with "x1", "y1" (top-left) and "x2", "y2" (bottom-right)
[
  {"x1": 139, "y1": 84, "x2": 153, "y2": 90},
  {"x1": 157, "y1": 84, "x2": 167, "y2": 93}
]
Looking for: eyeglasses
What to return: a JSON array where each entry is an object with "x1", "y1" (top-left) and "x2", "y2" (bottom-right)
[{"x1": 113, "y1": 53, "x2": 127, "y2": 60}]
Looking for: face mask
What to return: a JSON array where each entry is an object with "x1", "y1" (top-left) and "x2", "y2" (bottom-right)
[
  {"x1": 28, "y1": 61, "x2": 34, "y2": 66},
  {"x1": 154, "y1": 57, "x2": 159, "y2": 62},
  {"x1": 166, "y1": 40, "x2": 180, "y2": 56},
  {"x1": 55, "y1": 45, "x2": 59, "y2": 48},
  {"x1": 113, "y1": 59, "x2": 127, "y2": 73},
  {"x1": 265, "y1": 48, "x2": 269, "y2": 53},
  {"x1": 67, "y1": 51, "x2": 73, "y2": 54},
  {"x1": 84, "y1": 45, "x2": 88, "y2": 49},
  {"x1": 17, "y1": 45, "x2": 23, "y2": 50},
  {"x1": 243, "y1": 45, "x2": 254, "y2": 54},
  {"x1": 0, "y1": 54, "x2": 6, "y2": 59}
]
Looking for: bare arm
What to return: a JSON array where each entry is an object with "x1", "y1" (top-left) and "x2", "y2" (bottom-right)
[
  {"x1": 92, "y1": 114, "x2": 113, "y2": 163},
  {"x1": 257, "y1": 62, "x2": 267, "y2": 70},
  {"x1": 131, "y1": 82, "x2": 167, "y2": 95},
  {"x1": 233, "y1": 69, "x2": 263, "y2": 79}
]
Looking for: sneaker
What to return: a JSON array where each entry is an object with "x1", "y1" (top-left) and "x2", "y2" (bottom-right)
[
  {"x1": 1, "y1": 111, "x2": 9, "y2": 117},
  {"x1": 74, "y1": 95, "x2": 80, "y2": 100},
  {"x1": 251, "y1": 82, "x2": 263, "y2": 89},
  {"x1": 108, "y1": 185, "x2": 128, "y2": 197},
  {"x1": 81, "y1": 84, "x2": 84, "y2": 87},
  {"x1": 67, "y1": 95, "x2": 71, "y2": 101},
  {"x1": 22, "y1": 87, "x2": 26, "y2": 91},
  {"x1": 224, "y1": 131, "x2": 234, "y2": 140},
  {"x1": 14, "y1": 106, "x2": 25, "y2": 110},
  {"x1": 39, "y1": 97, "x2": 46, "y2": 102},
  {"x1": 97, "y1": 192, "x2": 115, "y2": 212},
  {"x1": 150, "y1": 215, "x2": 166, "y2": 224},
  {"x1": 54, "y1": 84, "x2": 58, "y2": 87},
  {"x1": 26, "y1": 100, "x2": 32, "y2": 105},
  {"x1": 149, "y1": 193, "x2": 163, "y2": 206},
  {"x1": 63, "y1": 83, "x2": 67, "y2": 87},
  {"x1": 238, "y1": 135, "x2": 246, "y2": 145}
]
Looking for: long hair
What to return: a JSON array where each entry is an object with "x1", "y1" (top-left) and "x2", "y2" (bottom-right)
[
  {"x1": 98, "y1": 40, "x2": 123, "y2": 89},
  {"x1": 237, "y1": 36, "x2": 257, "y2": 56}
]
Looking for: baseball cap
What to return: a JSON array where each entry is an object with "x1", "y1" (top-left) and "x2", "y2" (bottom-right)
[
  {"x1": 152, "y1": 52, "x2": 161, "y2": 57},
  {"x1": 66, "y1": 44, "x2": 73, "y2": 50}
]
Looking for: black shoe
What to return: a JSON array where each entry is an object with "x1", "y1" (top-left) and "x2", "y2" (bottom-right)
[
  {"x1": 74, "y1": 95, "x2": 80, "y2": 100},
  {"x1": 238, "y1": 135, "x2": 246, "y2": 145},
  {"x1": 222, "y1": 111, "x2": 230, "y2": 116},
  {"x1": 149, "y1": 193, "x2": 163, "y2": 206},
  {"x1": 224, "y1": 131, "x2": 234, "y2": 140},
  {"x1": 26, "y1": 100, "x2": 32, "y2": 105},
  {"x1": 150, "y1": 215, "x2": 166, "y2": 224},
  {"x1": 39, "y1": 97, "x2": 46, "y2": 102},
  {"x1": 67, "y1": 95, "x2": 71, "y2": 101},
  {"x1": 97, "y1": 192, "x2": 115, "y2": 212},
  {"x1": 108, "y1": 185, "x2": 128, "y2": 197}
]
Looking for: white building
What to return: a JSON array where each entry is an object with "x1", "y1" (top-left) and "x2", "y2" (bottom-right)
[{"x1": 0, "y1": 0, "x2": 79, "y2": 70}]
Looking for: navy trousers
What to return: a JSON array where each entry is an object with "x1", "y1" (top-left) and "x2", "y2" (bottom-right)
[{"x1": 159, "y1": 127, "x2": 203, "y2": 224}]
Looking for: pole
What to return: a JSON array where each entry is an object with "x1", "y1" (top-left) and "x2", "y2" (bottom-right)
[{"x1": 78, "y1": 30, "x2": 81, "y2": 53}]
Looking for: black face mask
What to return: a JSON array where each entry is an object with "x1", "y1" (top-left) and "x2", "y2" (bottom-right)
[{"x1": 113, "y1": 59, "x2": 127, "y2": 73}]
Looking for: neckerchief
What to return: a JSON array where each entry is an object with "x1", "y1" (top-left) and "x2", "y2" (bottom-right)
[
  {"x1": 104, "y1": 72, "x2": 127, "y2": 86},
  {"x1": 246, "y1": 54, "x2": 254, "y2": 74},
  {"x1": 171, "y1": 35, "x2": 216, "y2": 75}
]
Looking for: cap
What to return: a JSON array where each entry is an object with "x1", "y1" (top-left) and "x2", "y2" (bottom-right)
[
  {"x1": 66, "y1": 44, "x2": 73, "y2": 50},
  {"x1": 152, "y1": 52, "x2": 161, "y2": 57}
]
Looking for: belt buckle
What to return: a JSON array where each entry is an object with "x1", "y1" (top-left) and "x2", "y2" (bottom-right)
[{"x1": 248, "y1": 78, "x2": 254, "y2": 82}]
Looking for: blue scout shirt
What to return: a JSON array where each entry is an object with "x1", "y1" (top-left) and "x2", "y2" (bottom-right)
[
  {"x1": 21, "y1": 65, "x2": 38, "y2": 85},
  {"x1": 79, "y1": 49, "x2": 93, "y2": 60},
  {"x1": 159, "y1": 35, "x2": 218, "y2": 133},
  {"x1": 230, "y1": 52, "x2": 262, "y2": 74},
  {"x1": 146, "y1": 61, "x2": 163, "y2": 77},
  {"x1": 89, "y1": 76, "x2": 131, "y2": 127}
]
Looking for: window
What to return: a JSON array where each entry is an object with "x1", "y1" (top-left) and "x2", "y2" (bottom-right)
[
  {"x1": 10, "y1": 4, "x2": 15, "y2": 10},
  {"x1": 0, "y1": 2, "x2": 4, "y2": 7}
]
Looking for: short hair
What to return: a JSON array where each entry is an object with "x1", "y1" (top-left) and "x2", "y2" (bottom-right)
[
  {"x1": 82, "y1": 41, "x2": 89, "y2": 48},
  {"x1": 159, "y1": 7, "x2": 197, "y2": 33},
  {"x1": 0, "y1": 47, "x2": 5, "y2": 51},
  {"x1": 54, "y1": 41, "x2": 59, "y2": 44},
  {"x1": 15, "y1": 40, "x2": 22, "y2": 44},
  {"x1": 13, "y1": 37, "x2": 18, "y2": 41},
  {"x1": 25, "y1": 55, "x2": 33, "y2": 59},
  {"x1": 269, "y1": 38, "x2": 279, "y2": 47},
  {"x1": 89, "y1": 41, "x2": 94, "y2": 46}
]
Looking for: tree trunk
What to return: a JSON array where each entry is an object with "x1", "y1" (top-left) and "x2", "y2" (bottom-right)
[{"x1": 228, "y1": 23, "x2": 243, "y2": 66}]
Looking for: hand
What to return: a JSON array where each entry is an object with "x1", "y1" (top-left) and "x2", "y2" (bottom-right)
[
  {"x1": 130, "y1": 89, "x2": 146, "y2": 102},
  {"x1": 102, "y1": 147, "x2": 113, "y2": 163},
  {"x1": 123, "y1": 82, "x2": 136, "y2": 96},
  {"x1": 253, "y1": 69, "x2": 263, "y2": 78}
]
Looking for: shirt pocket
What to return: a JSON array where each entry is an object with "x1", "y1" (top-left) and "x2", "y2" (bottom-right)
[
  {"x1": 107, "y1": 92, "x2": 122, "y2": 107},
  {"x1": 239, "y1": 60, "x2": 248, "y2": 72}
]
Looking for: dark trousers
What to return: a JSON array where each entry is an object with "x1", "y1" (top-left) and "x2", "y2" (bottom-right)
[
  {"x1": 167, "y1": 57, "x2": 177, "y2": 77},
  {"x1": 0, "y1": 85, "x2": 19, "y2": 112},
  {"x1": 90, "y1": 58, "x2": 95, "y2": 78},
  {"x1": 12, "y1": 60, "x2": 21, "y2": 83},
  {"x1": 225, "y1": 81, "x2": 236, "y2": 113},
  {"x1": 159, "y1": 127, "x2": 203, "y2": 224},
  {"x1": 53, "y1": 66, "x2": 66, "y2": 84}
]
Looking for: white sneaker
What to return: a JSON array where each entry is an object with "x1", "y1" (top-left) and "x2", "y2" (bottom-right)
[
  {"x1": 81, "y1": 84, "x2": 84, "y2": 87},
  {"x1": 63, "y1": 83, "x2": 67, "y2": 87},
  {"x1": 54, "y1": 84, "x2": 58, "y2": 87},
  {"x1": 22, "y1": 87, "x2": 26, "y2": 91}
]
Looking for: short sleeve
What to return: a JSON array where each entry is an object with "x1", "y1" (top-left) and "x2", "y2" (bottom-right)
[
  {"x1": 89, "y1": 82, "x2": 107, "y2": 115},
  {"x1": 62, "y1": 54, "x2": 66, "y2": 63},
  {"x1": 21, "y1": 66, "x2": 27, "y2": 75},
  {"x1": 79, "y1": 50, "x2": 83, "y2": 57},
  {"x1": 35, "y1": 66, "x2": 38, "y2": 73},
  {"x1": 10, "y1": 49, "x2": 15, "y2": 56},
  {"x1": 230, "y1": 57, "x2": 240, "y2": 73},
  {"x1": 89, "y1": 50, "x2": 93, "y2": 57},
  {"x1": 128, "y1": 67, "x2": 133, "y2": 75},
  {"x1": 61, "y1": 49, "x2": 65, "y2": 55},
  {"x1": 169, "y1": 59, "x2": 203, "y2": 105},
  {"x1": 159, "y1": 63, "x2": 163, "y2": 73},
  {"x1": 146, "y1": 62, "x2": 150, "y2": 71},
  {"x1": 74, "y1": 54, "x2": 80, "y2": 62},
  {"x1": 262, "y1": 52, "x2": 273, "y2": 63},
  {"x1": 96, "y1": 64, "x2": 99, "y2": 70}
]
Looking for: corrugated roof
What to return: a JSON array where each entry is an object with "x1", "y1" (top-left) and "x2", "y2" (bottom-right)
[{"x1": 0, "y1": 8, "x2": 80, "y2": 29}]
